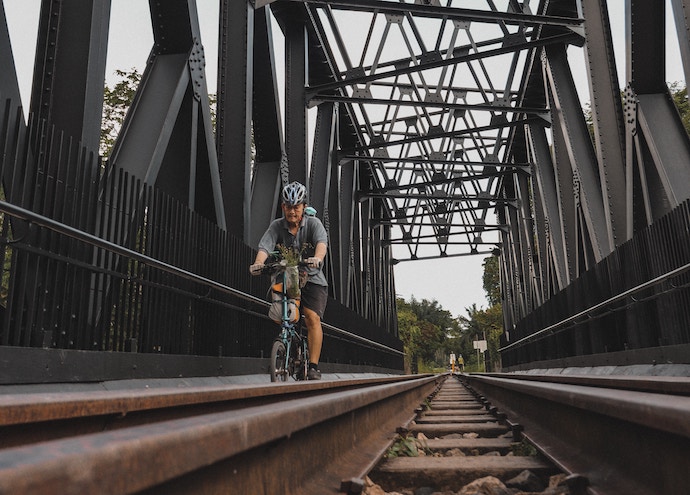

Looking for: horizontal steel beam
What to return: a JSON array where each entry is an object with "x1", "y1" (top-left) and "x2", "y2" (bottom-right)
[
  {"x1": 272, "y1": 0, "x2": 583, "y2": 28},
  {"x1": 310, "y1": 95, "x2": 550, "y2": 118}
]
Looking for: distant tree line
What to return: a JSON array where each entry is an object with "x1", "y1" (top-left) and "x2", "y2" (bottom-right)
[{"x1": 397, "y1": 255, "x2": 503, "y2": 373}]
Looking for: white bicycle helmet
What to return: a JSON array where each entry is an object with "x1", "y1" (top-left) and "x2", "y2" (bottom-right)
[{"x1": 282, "y1": 181, "x2": 307, "y2": 205}]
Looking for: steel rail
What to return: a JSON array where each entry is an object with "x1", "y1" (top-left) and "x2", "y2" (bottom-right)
[
  {"x1": 500, "y1": 259, "x2": 690, "y2": 352},
  {"x1": 462, "y1": 373, "x2": 690, "y2": 495},
  {"x1": 480, "y1": 372, "x2": 690, "y2": 396},
  {"x1": 0, "y1": 200, "x2": 403, "y2": 356},
  {"x1": 0, "y1": 374, "x2": 442, "y2": 494}
]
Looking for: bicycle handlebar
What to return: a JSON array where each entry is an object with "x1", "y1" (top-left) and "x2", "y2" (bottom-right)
[{"x1": 260, "y1": 260, "x2": 309, "y2": 275}]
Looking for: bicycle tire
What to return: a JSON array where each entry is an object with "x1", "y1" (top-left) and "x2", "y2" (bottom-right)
[
  {"x1": 292, "y1": 336, "x2": 309, "y2": 381},
  {"x1": 269, "y1": 340, "x2": 289, "y2": 382}
]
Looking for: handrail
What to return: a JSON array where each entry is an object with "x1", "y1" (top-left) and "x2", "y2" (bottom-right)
[
  {"x1": 0, "y1": 200, "x2": 404, "y2": 356},
  {"x1": 500, "y1": 259, "x2": 690, "y2": 352}
]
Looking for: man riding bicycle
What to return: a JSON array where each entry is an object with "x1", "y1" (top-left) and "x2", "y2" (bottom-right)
[{"x1": 250, "y1": 181, "x2": 328, "y2": 380}]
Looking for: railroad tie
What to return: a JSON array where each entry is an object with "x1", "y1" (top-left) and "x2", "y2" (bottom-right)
[{"x1": 370, "y1": 376, "x2": 556, "y2": 492}]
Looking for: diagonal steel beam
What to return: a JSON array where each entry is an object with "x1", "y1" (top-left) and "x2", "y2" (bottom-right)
[
  {"x1": 307, "y1": 32, "x2": 581, "y2": 96},
  {"x1": 257, "y1": 0, "x2": 583, "y2": 29},
  {"x1": 350, "y1": 117, "x2": 537, "y2": 153}
]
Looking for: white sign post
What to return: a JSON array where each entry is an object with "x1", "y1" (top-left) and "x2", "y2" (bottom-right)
[{"x1": 473, "y1": 339, "x2": 487, "y2": 372}]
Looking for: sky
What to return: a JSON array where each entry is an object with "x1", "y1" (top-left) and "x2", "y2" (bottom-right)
[{"x1": 3, "y1": 1, "x2": 686, "y2": 319}]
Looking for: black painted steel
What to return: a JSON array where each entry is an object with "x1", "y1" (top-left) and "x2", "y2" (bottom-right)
[{"x1": 2, "y1": 0, "x2": 690, "y2": 381}]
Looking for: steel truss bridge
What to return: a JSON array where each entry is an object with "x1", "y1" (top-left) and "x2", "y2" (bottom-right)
[{"x1": 0, "y1": 0, "x2": 689, "y2": 383}]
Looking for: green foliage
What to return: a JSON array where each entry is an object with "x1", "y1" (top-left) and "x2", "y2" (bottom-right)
[
  {"x1": 385, "y1": 434, "x2": 430, "y2": 458},
  {"x1": 397, "y1": 255, "x2": 506, "y2": 373},
  {"x1": 482, "y1": 256, "x2": 501, "y2": 306},
  {"x1": 100, "y1": 68, "x2": 141, "y2": 157},
  {"x1": 275, "y1": 243, "x2": 311, "y2": 266},
  {"x1": 669, "y1": 82, "x2": 690, "y2": 135},
  {"x1": 511, "y1": 440, "x2": 538, "y2": 456},
  {"x1": 100, "y1": 68, "x2": 219, "y2": 158},
  {"x1": 396, "y1": 298, "x2": 422, "y2": 373}
]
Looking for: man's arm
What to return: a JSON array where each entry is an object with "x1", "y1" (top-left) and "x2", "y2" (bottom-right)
[
  {"x1": 307, "y1": 242, "x2": 327, "y2": 268},
  {"x1": 250, "y1": 249, "x2": 269, "y2": 275},
  {"x1": 253, "y1": 249, "x2": 269, "y2": 265}
]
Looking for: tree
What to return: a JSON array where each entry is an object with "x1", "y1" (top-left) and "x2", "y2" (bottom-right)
[
  {"x1": 456, "y1": 255, "x2": 504, "y2": 371},
  {"x1": 101, "y1": 68, "x2": 141, "y2": 157},
  {"x1": 482, "y1": 255, "x2": 501, "y2": 306},
  {"x1": 396, "y1": 298, "x2": 422, "y2": 374},
  {"x1": 100, "y1": 68, "x2": 219, "y2": 158},
  {"x1": 669, "y1": 82, "x2": 690, "y2": 135}
]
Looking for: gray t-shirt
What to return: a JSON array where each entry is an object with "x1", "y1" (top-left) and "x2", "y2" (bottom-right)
[{"x1": 257, "y1": 215, "x2": 328, "y2": 286}]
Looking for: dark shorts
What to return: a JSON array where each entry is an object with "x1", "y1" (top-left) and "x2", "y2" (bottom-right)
[{"x1": 301, "y1": 282, "x2": 328, "y2": 318}]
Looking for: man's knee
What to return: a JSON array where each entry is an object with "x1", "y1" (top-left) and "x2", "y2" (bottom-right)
[{"x1": 303, "y1": 307, "x2": 321, "y2": 327}]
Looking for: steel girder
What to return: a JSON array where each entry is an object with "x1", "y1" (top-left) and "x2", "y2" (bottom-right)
[
  {"x1": 5, "y1": 0, "x2": 690, "y2": 345},
  {"x1": 295, "y1": 0, "x2": 582, "y2": 266},
  {"x1": 624, "y1": 1, "x2": 690, "y2": 226},
  {"x1": 499, "y1": 0, "x2": 690, "y2": 334},
  {"x1": 248, "y1": 8, "x2": 284, "y2": 248},
  {"x1": 108, "y1": 0, "x2": 225, "y2": 229},
  {"x1": 30, "y1": 0, "x2": 111, "y2": 155}
]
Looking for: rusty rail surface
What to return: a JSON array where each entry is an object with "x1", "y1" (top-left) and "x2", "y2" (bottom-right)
[
  {"x1": 461, "y1": 373, "x2": 690, "y2": 495},
  {"x1": 0, "y1": 375, "x2": 443, "y2": 494}
]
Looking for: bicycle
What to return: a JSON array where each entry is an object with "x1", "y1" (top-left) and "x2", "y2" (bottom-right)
[{"x1": 261, "y1": 259, "x2": 310, "y2": 382}]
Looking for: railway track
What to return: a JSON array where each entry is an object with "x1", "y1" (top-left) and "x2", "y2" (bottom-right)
[
  {"x1": 366, "y1": 371, "x2": 690, "y2": 494},
  {"x1": 1, "y1": 371, "x2": 689, "y2": 494},
  {"x1": 461, "y1": 372, "x2": 690, "y2": 495},
  {"x1": 0, "y1": 374, "x2": 441, "y2": 494},
  {"x1": 366, "y1": 376, "x2": 563, "y2": 494}
]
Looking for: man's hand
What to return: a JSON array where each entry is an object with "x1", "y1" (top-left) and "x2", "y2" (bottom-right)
[
  {"x1": 306, "y1": 257, "x2": 322, "y2": 269},
  {"x1": 249, "y1": 263, "x2": 264, "y2": 275}
]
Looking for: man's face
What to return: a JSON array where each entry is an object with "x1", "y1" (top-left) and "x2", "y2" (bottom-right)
[{"x1": 282, "y1": 202, "x2": 304, "y2": 224}]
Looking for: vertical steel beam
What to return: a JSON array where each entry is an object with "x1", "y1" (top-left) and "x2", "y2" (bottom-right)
[
  {"x1": 626, "y1": 1, "x2": 666, "y2": 94},
  {"x1": 360, "y1": 196, "x2": 372, "y2": 320},
  {"x1": 526, "y1": 122, "x2": 570, "y2": 291},
  {"x1": 0, "y1": 1, "x2": 30, "y2": 204},
  {"x1": 333, "y1": 157, "x2": 356, "y2": 306},
  {"x1": 30, "y1": 0, "x2": 111, "y2": 153},
  {"x1": 580, "y1": 0, "x2": 628, "y2": 243},
  {"x1": 0, "y1": 2, "x2": 24, "y2": 116},
  {"x1": 544, "y1": 44, "x2": 613, "y2": 262},
  {"x1": 309, "y1": 101, "x2": 337, "y2": 294},
  {"x1": 309, "y1": 102, "x2": 336, "y2": 216},
  {"x1": 217, "y1": 0, "x2": 254, "y2": 240},
  {"x1": 284, "y1": 19, "x2": 308, "y2": 184},
  {"x1": 249, "y1": 7, "x2": 284, "y2": 248},
  {"x1": 351, "y1": 189, "x2": 363, "y2": 314}
]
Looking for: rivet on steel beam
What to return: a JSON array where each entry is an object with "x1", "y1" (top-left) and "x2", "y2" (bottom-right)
[{"x1": 339, "y1": 478, "x2": 364, "y2": 494}]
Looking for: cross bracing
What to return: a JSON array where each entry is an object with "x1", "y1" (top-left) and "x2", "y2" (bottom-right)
[{"x1": 2, "y1": 0, "x2": 690, "y2": 374}]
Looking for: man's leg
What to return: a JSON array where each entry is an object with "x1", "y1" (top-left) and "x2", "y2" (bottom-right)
[{"x1": 303, "y1": 307, "x2": 322, "y2": 365}]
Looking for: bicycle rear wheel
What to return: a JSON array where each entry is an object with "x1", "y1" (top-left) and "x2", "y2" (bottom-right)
[{"x1": 269, "y1": 340, "x2": 288, "y2": 382}]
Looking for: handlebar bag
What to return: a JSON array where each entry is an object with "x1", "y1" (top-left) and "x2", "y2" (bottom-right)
[{"x1": 268, "y1": 280, "x2": 301, "y2": 323}]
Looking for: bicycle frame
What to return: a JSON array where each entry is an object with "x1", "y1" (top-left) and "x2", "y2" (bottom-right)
[{"x1": 267, "y1": 262, "x2": 309, "y2": 382}]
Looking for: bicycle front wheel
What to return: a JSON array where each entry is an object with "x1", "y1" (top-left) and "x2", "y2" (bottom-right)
[{"x1": 269, "y1": 340, "x2": 289, "y2": 382}]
